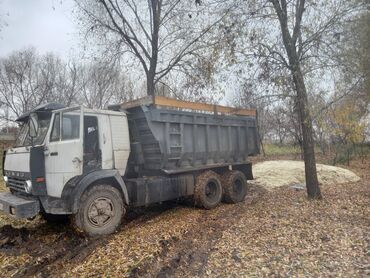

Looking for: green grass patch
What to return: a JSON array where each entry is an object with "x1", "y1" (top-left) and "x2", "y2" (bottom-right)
[{"x1": 263, "y1": 144, "x2": 301, "y2": 156}]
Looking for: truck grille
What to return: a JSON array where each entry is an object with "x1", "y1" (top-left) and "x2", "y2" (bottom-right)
[{"x1": 7, "y1": 177, "x2": 27, "y2": 193}]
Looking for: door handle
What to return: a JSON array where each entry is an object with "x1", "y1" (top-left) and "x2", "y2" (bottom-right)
[{"x1": 50, "y1": 152, "x2": 58, "y2": 156}]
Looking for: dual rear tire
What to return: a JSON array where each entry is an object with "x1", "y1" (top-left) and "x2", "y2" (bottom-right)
[
  {"x1": 194, "y1": 170, "x2": 248, "y2": 209},
  {"x1": 221, "y1": 170, "x2": 248, "y2": 204},
  {"x1": 194, "y1": 171, "x2": 223, "y2": 209}
]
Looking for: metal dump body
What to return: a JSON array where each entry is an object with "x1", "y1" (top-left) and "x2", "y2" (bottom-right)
[{"x1": 110, "y1": 96, "x2": 259, "y2": 174}]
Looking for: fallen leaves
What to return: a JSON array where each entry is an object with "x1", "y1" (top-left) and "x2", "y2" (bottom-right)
[
  {"x1": 205, "y1": 179, "x2": 369, "y2": 277},
  {"x1": 0, "y1": 159, "x2": 368, "y2": 277}
]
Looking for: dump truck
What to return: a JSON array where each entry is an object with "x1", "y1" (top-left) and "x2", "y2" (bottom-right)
[{"x1": 0, "y1": 96, "x2": 259, "y2": 236}]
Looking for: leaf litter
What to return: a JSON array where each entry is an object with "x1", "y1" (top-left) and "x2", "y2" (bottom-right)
[{"x1": 0, "y1": 159, "x2": 368, "y2": 277}]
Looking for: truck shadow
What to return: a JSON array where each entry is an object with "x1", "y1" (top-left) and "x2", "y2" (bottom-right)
[{"x1": 125, "y1": 200, "x2": 189, "y2": 224}]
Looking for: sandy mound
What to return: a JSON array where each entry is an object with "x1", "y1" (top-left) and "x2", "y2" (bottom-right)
[{"x1": 250, "y1": 160, "x2": 361, "y2": 189}]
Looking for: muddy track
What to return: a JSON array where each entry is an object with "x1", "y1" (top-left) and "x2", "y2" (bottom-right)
[
  {"x1": 128, "y1": 184, "x2": 267, "y2": 278},
  {"x1": 152, "y1": 208, "x2": 241, "y2": 277},
  {"x1": 0, "y1": 221, "x2": 107, "y2": 277},
  {"x1": 0, "y1": 185, "x2": 266, "y2": 277},
  {"x1": 0, "y1": 202, "x2": 180, "y2": 277}
]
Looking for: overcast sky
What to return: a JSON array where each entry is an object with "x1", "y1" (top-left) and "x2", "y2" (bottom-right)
[{"x1": 0, "y1": 0, "x2": 78, "y2": 59}]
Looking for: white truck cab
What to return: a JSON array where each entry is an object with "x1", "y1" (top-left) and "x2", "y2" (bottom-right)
[
  {"x1": 42, "y1": 106, "x2": 130, "y2": 198},
  {"x1": 4, "y1": 105, "x2": 130, "y2": 197},
  {"x1": 1, "y1": 104, "x2": 131, "y2": 235}
]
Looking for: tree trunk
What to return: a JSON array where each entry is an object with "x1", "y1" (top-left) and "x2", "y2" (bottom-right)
[
  {"x1": 259, "y1": 137, "x2": 266, "y2": 157},
  {"x1": 292, "y1": 67, "x2": 322, "y2": 199},
  {"x1": 146, "y1": 0, "x2": 161, "y2": 97},
  {"x1": 147, "y1": 71, "x2": 156, "y2": 96},
  {"x1": 270, "y1": 0, "x2": 322, "y2": 199}
]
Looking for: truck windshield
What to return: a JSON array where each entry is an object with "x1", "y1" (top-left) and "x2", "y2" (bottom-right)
[{"x1": 15, "y1": 115, "x2": 51, "y2": 147}]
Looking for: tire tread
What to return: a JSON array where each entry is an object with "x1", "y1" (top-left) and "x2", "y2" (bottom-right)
[
  {"x1": 221, "y1": 170, "x2": 248, "y2": 204},
  {"x1": 194, "y1": 171, "x2": 222, "y2": 209},
  {"x1": 71, "y1": 184, "x2": 124, "y2": 236}
]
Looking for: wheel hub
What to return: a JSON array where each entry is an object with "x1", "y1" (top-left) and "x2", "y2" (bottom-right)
[
  {"x1": 87, "y1": 197, "x2": 115, "y2": 227},
  {"x1": 233, "y1": 179, "x2": 243, "y2": 194},
  {"x1": 205, "y1": 181, "x2": 219, "y2": 202}
]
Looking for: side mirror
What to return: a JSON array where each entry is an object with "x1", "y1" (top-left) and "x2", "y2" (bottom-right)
[{"x1": 29, "y1": 113, "x2": 38, "y2": 138}]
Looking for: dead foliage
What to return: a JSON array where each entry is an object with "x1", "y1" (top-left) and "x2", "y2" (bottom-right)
[{"x1": 0, "y1": 159, "x2": 368, "y2": 277}]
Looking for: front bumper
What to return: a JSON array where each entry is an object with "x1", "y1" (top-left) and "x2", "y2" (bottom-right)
[{"x1": 0, "y1": 192, "x2": 40, "y2": 218}]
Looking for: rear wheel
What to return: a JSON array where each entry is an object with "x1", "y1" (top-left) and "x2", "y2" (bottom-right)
[
  {"x1": 194, "y1": 171, "x2": 222, "y2": 209},
  {"x1": 221, "y1": 170, "x2": 248, "y2": 203},
  {"x1": 71, "y1": 184, "x2": 125, "y2": 236}
]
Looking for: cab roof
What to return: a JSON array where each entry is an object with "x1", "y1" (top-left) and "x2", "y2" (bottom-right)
[{"x1": 16, "y1": 103, "x2": 65, "y2": 122}]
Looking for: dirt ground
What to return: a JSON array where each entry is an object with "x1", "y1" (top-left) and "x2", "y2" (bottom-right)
[{"x1": 0, "y1": 157, "x2": 369, "y2": 277}]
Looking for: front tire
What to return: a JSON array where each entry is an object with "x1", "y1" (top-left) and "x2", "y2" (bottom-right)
[
  {"x1": 194, "y1": 171, "x2": 223, "y2": 209},
  {"x1": 72, "y1": 184, "x2": 125, "y2": 236}
]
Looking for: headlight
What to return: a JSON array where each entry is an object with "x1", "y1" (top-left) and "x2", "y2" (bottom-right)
[
  {"x1": 25, "y1": 180, "x2": 32, "y2": 193},
  {"x1": 3, "y1": 176, "x2": 8, "y2": 183}
]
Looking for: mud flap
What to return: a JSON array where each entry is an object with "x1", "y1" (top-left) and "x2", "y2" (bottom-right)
[{"x1": 0, "y1": 192, "x2": 40, "y2": 218}]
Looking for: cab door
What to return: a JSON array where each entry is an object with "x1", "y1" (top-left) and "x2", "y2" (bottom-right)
[{"x1": 44, "y1": 107, "x2": 84, "y2": 198}]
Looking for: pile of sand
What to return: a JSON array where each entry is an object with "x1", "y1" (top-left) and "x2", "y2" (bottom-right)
[{"x1": 250, "y1": 160, "x2": 361, "y2": 189}]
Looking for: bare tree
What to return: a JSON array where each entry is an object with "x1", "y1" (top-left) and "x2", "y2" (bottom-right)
[
  {"x1": 54, "y1": 61, "x2": 83, "y2": 107},
  {"x1": 231, "y1": 81, "x2": 277, "y2": 155},
  {"x1": 0, "y1": 49, "x2": 84, "y2": 119},
  {"x1": 254, "y1": 0, "x2": 322, "y2": 198},
  {"x1": 224, "y1": 0, "x2": 363, "y2": 198},
  {"x1": 80, "y1": 60, "x2": 133, "y2": 109},
  {"x1": 75, "y1": 0, "x2": 230, "y2": 96},
  {"x1": 0, "y1": 48, "x2": 47, "y2": 118},
  {"x1": 0, "y1": 48, "x2": 133, "y2": 120},
  {"x1": 38, "y1": 54, "x2": 82, "y2": 106},
  {"x1": 335, "y1": 0, "x2": 369, "y2": 109}
]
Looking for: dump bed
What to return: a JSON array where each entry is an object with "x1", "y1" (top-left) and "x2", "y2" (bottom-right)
[{"x1": 110, "y1": 96, "x2": 259, "y2": 175}]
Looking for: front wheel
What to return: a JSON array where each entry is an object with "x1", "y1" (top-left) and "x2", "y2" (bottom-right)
[{"x1": 71, "y1": 184, "x2": 125, "y2": 236}]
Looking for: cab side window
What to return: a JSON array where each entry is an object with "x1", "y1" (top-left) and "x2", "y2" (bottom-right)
[
  {"x1": 61, "y1": 114, "x2": 80, "y2": 140},
  {"x1": 83, "y1": 116, "x2": 101, "y2": 172},
  {"x1": 50, "y1": 113, "x2": 60, "y2": 142}
]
